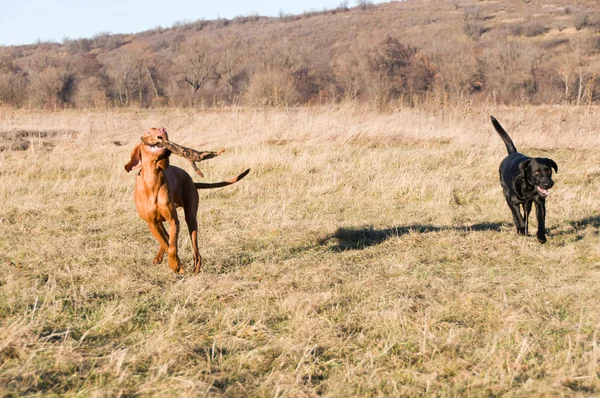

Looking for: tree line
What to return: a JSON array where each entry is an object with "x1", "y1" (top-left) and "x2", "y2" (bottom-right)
[{"x1": 0, "y1": 4, "x2": 598, "y2": 109}]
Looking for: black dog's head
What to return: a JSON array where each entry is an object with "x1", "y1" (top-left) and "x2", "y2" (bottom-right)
[{"x1": 519, "y1": 157, "x2": 558, "y2": 197}]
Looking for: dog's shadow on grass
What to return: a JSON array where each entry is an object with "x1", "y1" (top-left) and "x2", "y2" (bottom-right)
[
  {"x1": 319, "y1": 222, "x2": 504, "y2": 251},
  {"x1": 568, "y1": 216, "x2": 600, "y2": 230},
  {"x1": 321, "y1": 215, "x2": 600, "y2": 251}
]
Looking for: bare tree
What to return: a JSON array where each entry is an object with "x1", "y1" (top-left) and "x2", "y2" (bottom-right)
[
  {"x1": 362, "y1": 35, "x2": 434, "y2": 106},
  {"x1": 175, "y1": 40, "x2": 220, "y2": 96},
  {"x1": 0, "y1": 49, "x2": 28, "y2": 107},
  {"x1": 104, "y1": 45, "x2": 159, "y2": 106},
  {"x1": 556, "y1": 53, "x2": 575, "y2": 102},
  {"x1": 480, "y1": 41, "x2": 543, "y2": 104},
  {"x1": 568, "y1": 33, "x2": 594, "y2": 105},
  {"x1": 356, "y1": 0, "x2": 373, "y2": 11},
  {"x1": 106, "y1": 51, "x2": 137, "y2": 106},
  {"x1": 429, "y1": 40, "x2": 480, "y2": 100},
  {"x1": 217, "y1": 36, "x2": 247, "y2": 102}
]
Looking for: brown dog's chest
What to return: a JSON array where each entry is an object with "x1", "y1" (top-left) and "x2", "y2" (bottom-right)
[{"x1": 134, "y1": 177, "x2": 174, "y2": 222}]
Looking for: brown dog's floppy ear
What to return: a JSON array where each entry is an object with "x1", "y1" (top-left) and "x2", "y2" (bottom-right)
[
  {"x1": 539, "y1": 158, "x2": 558, "y2": 173},
  {"x1": 124, "y1": 144, "x2": 142, "y2": 172}
]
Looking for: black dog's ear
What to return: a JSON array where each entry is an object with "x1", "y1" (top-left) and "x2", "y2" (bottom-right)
[
  {"x1": 519, "y1": 159, "x2": 531, "y2": 176},
  {"x1": 538, "y1": 158, "x2": 558, "y2": 173}
]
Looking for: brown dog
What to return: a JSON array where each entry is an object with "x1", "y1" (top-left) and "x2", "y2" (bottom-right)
[{"x1": 125, "y1": 127, "x2": 249, "y2": 273}]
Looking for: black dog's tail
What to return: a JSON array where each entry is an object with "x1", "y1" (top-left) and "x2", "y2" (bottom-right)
[{"x1": 490, "y1": 116, "x2": 517, "y2": 154}]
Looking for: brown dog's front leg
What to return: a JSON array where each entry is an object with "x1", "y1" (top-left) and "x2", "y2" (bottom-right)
[
  {"x1": 154, "y1": 247, "x2": 165, "y2": 264},
  {"x1": 166, "y1": 217, "x2": 184, "y2": 273},
  {"x1": 147, "y1": 221, "x2": 182, "y2": 273},
  {"x1": 152, "y1": 223, "x2": 169, "y2": 264}
]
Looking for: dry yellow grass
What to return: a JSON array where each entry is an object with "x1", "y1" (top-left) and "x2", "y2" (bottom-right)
[{"x1": 2, "y1": 105, "x2": 600, "y2": 395}]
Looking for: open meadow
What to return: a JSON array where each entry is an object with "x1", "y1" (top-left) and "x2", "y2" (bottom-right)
[{"x1": 2, "y1": 105, "x2": 600, "y2": 395}]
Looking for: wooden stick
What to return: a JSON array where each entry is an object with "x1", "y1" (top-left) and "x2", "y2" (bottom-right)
[{"x1": 141, "y1": 136, "x2": 224, "y2": 178}]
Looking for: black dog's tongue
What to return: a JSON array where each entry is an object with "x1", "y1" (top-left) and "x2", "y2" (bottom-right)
[{"x1": 536, "y1": 186, "x2": 549, "y2": 197}]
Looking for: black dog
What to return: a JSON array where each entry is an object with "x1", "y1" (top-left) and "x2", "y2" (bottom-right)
[{"x1": 491, "y1": 116, "x2": 558, "y2": 243}]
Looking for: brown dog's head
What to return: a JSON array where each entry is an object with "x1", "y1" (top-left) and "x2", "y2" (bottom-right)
[
  {"x1": 520, "y1": 157, "x2": 558, "y2": 197},
  {"x1": 124, "y1": 127, "x2": 171, "y2": 172}
]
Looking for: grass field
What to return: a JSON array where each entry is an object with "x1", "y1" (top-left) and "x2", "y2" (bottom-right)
[{"x1": 2, "y1": 105, "x2": 600, "y2": 396}]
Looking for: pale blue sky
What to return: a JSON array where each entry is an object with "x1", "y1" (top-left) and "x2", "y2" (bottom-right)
[{"x1": 0, "y1": 0, "x2": 385, "y2": 46}]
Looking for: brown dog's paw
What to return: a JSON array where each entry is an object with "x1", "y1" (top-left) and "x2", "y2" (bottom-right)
[{"x1": 192, "y1": 257, "x2": 202, "y2": 273}]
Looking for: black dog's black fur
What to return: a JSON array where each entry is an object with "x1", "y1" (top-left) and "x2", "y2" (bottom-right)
[{"x1": 491, "y1": 116, "x2": 558, "y2": 243}]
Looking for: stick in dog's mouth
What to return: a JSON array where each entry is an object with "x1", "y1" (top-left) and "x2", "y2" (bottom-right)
[{"x1": 140, "y1": 136, "x2": 224, "y2": 178}]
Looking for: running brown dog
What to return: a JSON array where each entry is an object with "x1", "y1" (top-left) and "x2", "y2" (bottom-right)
[{"x1": 125, "y1": 127, "x2": 249, "y2": 273}]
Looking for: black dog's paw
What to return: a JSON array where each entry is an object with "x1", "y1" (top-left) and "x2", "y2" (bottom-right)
[{"x1": 537, "y1": 236, "x2": 547, "y2": 244}]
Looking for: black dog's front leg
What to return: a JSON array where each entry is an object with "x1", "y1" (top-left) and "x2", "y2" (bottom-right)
[
  {"x1": 523, "y1": 201, "x2": 532, "y2": 236},
  {"x1": 507, "y1": 200, "x2": 526, "y2": 235},
  {"x1": 535, "y1": 200, "x2": 547, "y2": 243}
]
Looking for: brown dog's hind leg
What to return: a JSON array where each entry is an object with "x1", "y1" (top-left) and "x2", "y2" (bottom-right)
[
  {"x1": 189, "y1": 229, "x2": 202, "y2": 273},
  {"x1": 183, "y1": 199, "x2": 202, "y2": 273}
]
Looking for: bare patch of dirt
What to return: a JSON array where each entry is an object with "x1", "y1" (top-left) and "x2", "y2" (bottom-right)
[{"x1": 0, "y1": 130, "x2": 78, "y2": 152}]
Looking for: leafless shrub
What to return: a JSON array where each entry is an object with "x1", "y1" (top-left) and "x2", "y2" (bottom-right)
[
  {"x1": 480, "y1": 41, "x2": 543, "y2": 104},
  {"x1": 357, "y1": 0, "x2": 374, "y2": 11},
  {"x1": 507, "y1": 20, "x2": 550, "y2": 37},
  {"x1": 429, "y1": 40, "x2": 481, "y2": 100},
  {"x1": 463, "y1": 7, "x2": 487, "y2": 41},
  {"x1": 245, "y1": 69, "x2": 300, "y2": 107},
  {"x1": 362, "y1": 36, "x2": 434, "y2": 107},
  {"x1": 572, "y1": 13, "x2": 600, "y2": 31},
  {"x1": 63, "y1": 37, "x2": 92, "y2": 54},
  {"x1": 0, "y1": 72, "x2": 28, "y2": 107},
  {"x1": 27, "y1": 68, "x2": 63, "y2": 108},
  {"x1": 0, "y1": 50, "x2": 28, "y2": 107},
  {"x1": 337, "y1": 1, "x2": 349, "y2": 12},
  {"x1": 231, "y1": 15, "x2": 262, "y2": 25},
  {"x1": 542, "y1": 38, "x2": 569, "y2": 49},
  {"x1": 72, "y1": 76, "x2": 107, "y2": 108},
  {"x1": 91, "y1": 33, "x2": 124, "y2": 51},
  {"x1": 574, "y1": 14, "x2": 588, "y2": 31}
]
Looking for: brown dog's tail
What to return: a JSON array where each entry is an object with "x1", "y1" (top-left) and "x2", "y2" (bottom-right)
[
  {"x1": 490, "y1": 116, "x2": 517, "y2": 154},
  {"x1": 194, "y1": 169, "x2": 250, "y2": 189}
]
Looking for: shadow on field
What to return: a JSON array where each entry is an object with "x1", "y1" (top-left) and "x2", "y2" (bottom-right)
[
  {"x1": 319, "y1": 222, "x2": 504, "y2": 251},
  {"x1": 569, "y1": 215, "x2": 600, "y2": 230}
]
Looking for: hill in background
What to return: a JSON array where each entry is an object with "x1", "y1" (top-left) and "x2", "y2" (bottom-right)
[{"x1": 1, "y1": 0, "x2": 599, "y2": 109}]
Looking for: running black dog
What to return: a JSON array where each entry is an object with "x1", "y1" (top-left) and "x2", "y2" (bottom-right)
[{"x1": 491, "y1": 116, "x2": 558, "y2": 243}]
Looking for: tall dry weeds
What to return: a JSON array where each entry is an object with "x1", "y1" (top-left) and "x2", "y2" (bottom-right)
[{"x1": 1, "y1": 105, "x2": 600, "y2": 395}]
